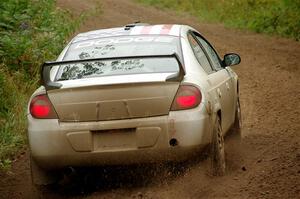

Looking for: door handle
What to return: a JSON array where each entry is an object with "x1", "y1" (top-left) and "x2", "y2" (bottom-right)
[
  {"x1": 217, "y1": 88, "x2": 222, "y2": 98},
  {"x1": 226, "y1": 82, "x2": 230, "y2": 90}
]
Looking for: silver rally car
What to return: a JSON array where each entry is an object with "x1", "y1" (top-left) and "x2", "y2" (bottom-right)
[{"x1": 28, "y1": 23, "x2": 242, "y2": 185}]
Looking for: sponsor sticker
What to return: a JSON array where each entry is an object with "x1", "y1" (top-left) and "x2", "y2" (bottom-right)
[{"x1": 74, "y1": 36, "x2": 175, "y2": 49}]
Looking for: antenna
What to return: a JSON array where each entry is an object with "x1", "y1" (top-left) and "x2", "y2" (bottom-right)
[{"x1": 124, "y1": 22, "x2": 150, "y2": 30}]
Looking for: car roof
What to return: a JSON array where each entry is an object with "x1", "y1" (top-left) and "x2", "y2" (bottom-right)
[{"x1": 71, "y1": 24, "x2": 183, "y2": 43}]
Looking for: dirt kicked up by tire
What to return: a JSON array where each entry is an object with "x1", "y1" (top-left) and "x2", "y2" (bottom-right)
[{"x1": 0, "y1": 0, "x2": 299, "y2": 199}]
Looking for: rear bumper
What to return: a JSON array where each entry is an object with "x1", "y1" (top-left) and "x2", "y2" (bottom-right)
[
  {"x1": 32, "y1": 146, "x2": 203, "y2": 170},
  {"x1": 28, "y1": 106, "x2": 211, "y2": 170}
]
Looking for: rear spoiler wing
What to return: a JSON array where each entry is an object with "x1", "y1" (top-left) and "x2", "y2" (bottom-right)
[{"x1": 41, "y1": 53, "x2": 185, "y2": 91}]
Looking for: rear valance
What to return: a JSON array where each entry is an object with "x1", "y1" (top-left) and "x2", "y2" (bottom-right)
[{"x1": 41, "y1": 54, "x2": 185, "y2": 91}]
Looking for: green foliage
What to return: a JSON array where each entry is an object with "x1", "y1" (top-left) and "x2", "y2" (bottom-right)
[
  {"x1": 0, "y1": 159, "x2": 12, "y2": 170},
  {"x1": 0, "y1": 0, "x2": 81, "y2": 75},
  {"x1": 0, "y1": 0, "x2": 83, "y2": 167},
  {"x1": 137, "y1": 0, "x2": 300, "y2": 41},
  {"x1": 0, "y1": 67, "x2": 27, "y2": 167}
]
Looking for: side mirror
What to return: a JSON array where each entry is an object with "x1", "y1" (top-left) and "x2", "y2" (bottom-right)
[{"x1": 223, "y1": 53, "x2": 241, "y2": 66}]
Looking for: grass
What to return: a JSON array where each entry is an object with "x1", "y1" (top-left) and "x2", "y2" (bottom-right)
[
  {"x1": 0, "y1": 0, "x2": 86, "y2": 169},
  {"x1": 137, "y1": 0, "x2": 300, "y2": 41}
]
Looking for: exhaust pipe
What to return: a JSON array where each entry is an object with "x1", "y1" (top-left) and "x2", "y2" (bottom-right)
[{"x1": 169, "y1": 138, "x2": 178, "y2": 147}]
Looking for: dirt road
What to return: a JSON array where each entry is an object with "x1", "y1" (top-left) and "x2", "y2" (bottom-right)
[{"x1": 0, "y1": 0, "x2": 299, "y2": 198}]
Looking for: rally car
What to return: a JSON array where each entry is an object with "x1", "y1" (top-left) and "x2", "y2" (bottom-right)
[{"x1": 28, "y1": 23, "x2": 242, "y2": 185}]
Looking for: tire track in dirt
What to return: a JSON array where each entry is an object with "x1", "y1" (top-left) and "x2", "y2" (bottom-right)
[{"x1": 0, "y1": 0, "x2": 299, "y2": 198}]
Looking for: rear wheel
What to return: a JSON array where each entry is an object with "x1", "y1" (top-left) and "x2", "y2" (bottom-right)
[{"x1": 211, "y1": 116, "x2": 226, "y2": 176}]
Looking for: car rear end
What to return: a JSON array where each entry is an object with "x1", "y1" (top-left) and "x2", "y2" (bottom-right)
[{"x1": 28, "y1": 30, "x2": 211, "y2": 170}]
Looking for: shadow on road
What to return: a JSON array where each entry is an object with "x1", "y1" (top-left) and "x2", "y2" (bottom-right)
[{"x1": 40, "y1": 150, "x2": 211, "y2": 198}]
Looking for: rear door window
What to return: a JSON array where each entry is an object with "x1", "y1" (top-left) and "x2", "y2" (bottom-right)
[
  {"x1": 194, "y1": 35, "x2": 223, "y2": 71},
  {"x1": 187, "y1": 33, "x2": 213, "y2": 74}
]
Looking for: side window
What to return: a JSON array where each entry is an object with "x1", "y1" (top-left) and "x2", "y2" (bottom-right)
[
  {"x1": 195, "y1": 35, "x2": 223, "y2": 71},
  {"x1": 187, "y1": 34, "x2": 213, "y2": 74}
]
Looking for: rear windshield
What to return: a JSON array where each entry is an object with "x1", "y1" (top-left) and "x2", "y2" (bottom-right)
[
  {"x1": 55, "y1": 57, "x2": 179, "y2": 81},
  {"x1": 55, "y1": 35, "x2": 182, "y2": 81}
]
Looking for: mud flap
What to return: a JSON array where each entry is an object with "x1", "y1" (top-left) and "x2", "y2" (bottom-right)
[{"x1": 30, "y1": 156, "x2": 60, "y2": 185}]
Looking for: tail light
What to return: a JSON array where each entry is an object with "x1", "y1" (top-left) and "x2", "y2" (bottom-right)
[
  {"x1": 29, "y1": 94, "x2": 57, "y2": 119},
  {"x1": 171, "y1": 85, "x2": 202, "y2": 111}
]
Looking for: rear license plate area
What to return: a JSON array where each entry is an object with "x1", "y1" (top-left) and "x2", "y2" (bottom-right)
[{"x1": 91, "y1": 128, "x2": 136, "y2": 151}]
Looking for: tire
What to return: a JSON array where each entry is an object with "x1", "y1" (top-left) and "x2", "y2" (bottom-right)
[
  {"x1": 232, "y1": 98, "x2": 242, "y2": 139},
  {"x1": 30, "y1": 156, "x2": 59, "y2": 186},
  {"x1": 211, "y1": 116, "x2": 226, "y2": 176}
]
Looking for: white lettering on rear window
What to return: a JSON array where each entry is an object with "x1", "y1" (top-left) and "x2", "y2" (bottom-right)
[{"x1": 74, "y1": 37, "x2": 174, "y2": 49}]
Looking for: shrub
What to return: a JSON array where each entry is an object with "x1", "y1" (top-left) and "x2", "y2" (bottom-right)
[{"x1": 0, "y1": 0, "x2": 82, "y2": 168}]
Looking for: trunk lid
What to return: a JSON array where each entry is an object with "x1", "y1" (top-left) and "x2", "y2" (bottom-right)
[{"x1": 47, "y1": 81, "x2": 179, "y2": 122}]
